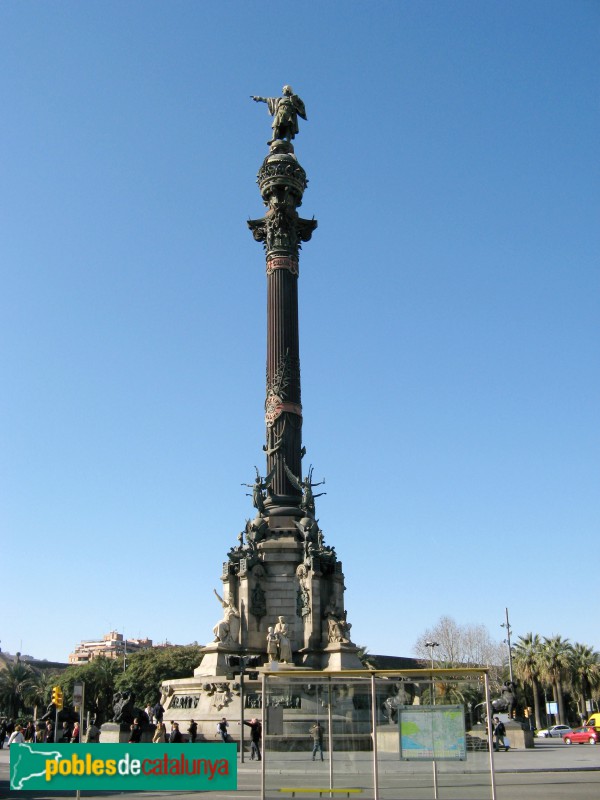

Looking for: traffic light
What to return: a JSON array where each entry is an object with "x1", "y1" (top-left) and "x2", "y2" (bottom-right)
[{"x1": 51, "y1": 686, "x2": 64, "y2": 710}]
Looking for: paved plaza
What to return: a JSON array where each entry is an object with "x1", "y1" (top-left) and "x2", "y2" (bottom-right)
[{"x1": 1, "y1": 738, "x2": 599, "y2": 800}]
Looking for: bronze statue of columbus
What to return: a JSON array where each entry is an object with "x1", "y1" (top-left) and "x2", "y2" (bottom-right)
[{"x1": 252, "y1": 85, "x2": 307, "y2": 144}]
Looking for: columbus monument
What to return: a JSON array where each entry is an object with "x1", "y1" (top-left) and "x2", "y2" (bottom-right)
[{"x1": 160, "y1": 87, "x2": 363, "y2": 736}]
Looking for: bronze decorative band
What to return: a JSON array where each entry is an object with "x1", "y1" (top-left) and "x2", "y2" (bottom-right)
[
  {"x1": 266, "y1": 256, "x2": 299, "y2": 276},
  {"x1": 265, "y1": 400, "x2": 303, "y2": 427}
]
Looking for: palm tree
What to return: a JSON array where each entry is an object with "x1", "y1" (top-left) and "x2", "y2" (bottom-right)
[
  {"x1": 0, "y1": 660, "x2": 35, "y2": 718},
  {"x1": 23, "y1": 670, "x2": 57, "y2": 720},
  {"x1": 513, "y1": 633, "x2": 544, "y2": 730},
  {"x1": 540, "y1": 635, "x2": 572, "y2": 725},
  {"x1": 436, "y1": 682, "x2": 465, "y2": 705},
  {"x1": 570, "y1": 643, "x2": 600, "y2": 723}
]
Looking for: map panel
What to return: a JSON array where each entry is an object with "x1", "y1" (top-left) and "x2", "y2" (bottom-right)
[{"x1": 398, "y1": 705, "x2": 466, "y2": 761}]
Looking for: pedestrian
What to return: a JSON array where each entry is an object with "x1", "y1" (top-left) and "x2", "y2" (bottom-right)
[
  {"x1": 145, "y1": 704, "x2": 154, "y2": 724},
  {"x1": 35, "y1": 724, "x2": 46, "y2": 743},
  {"x1": 217, "y1": 717, "x2": 229, "y2": 742},
  {"x1": 493, "y1": 716, "x2": 509, "y2": 751},
  {"x1": 8, "y1": 725, "x2": 25, "y2": 747},
  {"x1": 24, "y1": 721, "x2": 35, "y2": 742},
  {"x1": 60, "y1": 722, "x2": 72, "y2": 743},
  {"x1": 170, "y1": 722, "x2": 183, "y2": 743},
  {"x1": 309, "y1": 721, "x2": 324, "y2": 761},
  {"x1": 243, "y1": 718, "x2": 262, "y2": 760},
  {"x1": 45, "y1": 721, "x2": 54, "y2": 743},
  {"x1": 86, "y1": 719, "x2": 101, "y2": 743},
  {"x1": 129, "y1": 718, "x2": 142, "y2": 743},
  {"x1": 153, "y1": 702, "x2": 164, "y2": 723},
  {"x1": 70, "y1": 721, "x2": 81, "y2": 743},
  {"x1": 153, "y1": 721, "x2": 166, "y2": 743},
  {"x1": 188, "y1": 719, "x2": 198, "y2": 743},
  {"x1": 0, "y1": 719, "x2": 7, "y2": 748}
]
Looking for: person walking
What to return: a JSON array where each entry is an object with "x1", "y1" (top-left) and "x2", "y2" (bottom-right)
[
  {"x1": 217, "y1": 717, "x2": 229, "y2": 742},
  {"x1": 45, "y1": 721, "x2": 54, "y2": 743},
  {"x1": 243, "y1": 718, "x2": 262, "y2": 760},
  {"x1": 153, "y1": 702, "x2": 164, "y2": 723},
  {"x1": 153, "y1": 721, "x2": 166, "y2": 743},
  {"x1": 129, "y1": 718, "x2": 142, "y2": 743},
  {"x1": 70, "y1": 722, "x2": 81, "y2": 743},
  {"x1": 493, "y1": 716, "x2": 509, "y2": 751},
  {"x1": 169, "y1": 722, "x2": 183, "y2": 743},
  {"x1": 60, "y1": 722, "x2": 72, "y2": 743},
  {"x1": 8, "y1": 725, "x2": 25, "y2": 747},
  {"x1": 188, "y1": 719, "x2": 198, "y2": 743},
  {"x1": 309, "y1": 721, "x2": 324, "y2": 761},
  {"x1": 86, "y1": 720, "x2": 101, "y2": 743}
]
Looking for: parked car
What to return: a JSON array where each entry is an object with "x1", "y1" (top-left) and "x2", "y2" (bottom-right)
[
  {"x1": 536, "y1": 724, "x2": 573, "y2": 738},
  {"x1": 563, "y1": 727, "x2": 598, "y2": 745}
]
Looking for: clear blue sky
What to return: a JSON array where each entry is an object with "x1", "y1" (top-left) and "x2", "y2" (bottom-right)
[{"x1": 2, "y1": 1, "x2": 598, "y2": 664}]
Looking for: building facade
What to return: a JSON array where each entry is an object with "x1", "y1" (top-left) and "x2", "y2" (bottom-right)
[{"x1": 68, "y1": 631, "x2": 152, "y2": 664}]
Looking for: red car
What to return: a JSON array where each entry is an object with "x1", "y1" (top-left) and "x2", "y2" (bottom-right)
[{"x1": 563, "y1": 727, "x2": 598, "y2": 745}]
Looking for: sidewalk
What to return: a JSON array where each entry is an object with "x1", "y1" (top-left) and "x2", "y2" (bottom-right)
[{"x1": 256, "y1": 737, "x2": 600, "y2": 774}]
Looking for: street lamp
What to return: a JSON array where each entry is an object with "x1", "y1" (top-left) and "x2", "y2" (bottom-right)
[
  {"x1": 425, "y1": 641, "x2": 440, "y2": 670},
  {"x1": 424, "y1": 641, "x2": 440, "y2": 705},
  {"x1": 500, "y1": 607, "x2": 514, "y2": 685}
]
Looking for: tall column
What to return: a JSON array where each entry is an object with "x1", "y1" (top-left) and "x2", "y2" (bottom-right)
[{"x1": 248, "y1": 140, "x2": 317, "y2": 513}]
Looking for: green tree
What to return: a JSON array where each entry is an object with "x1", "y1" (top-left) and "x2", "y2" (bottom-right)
[
  {"x1": 512, "y1": 633, "x2": 544, "y2": 730},
  {"x1": 540, "y1": 635, "x2": 572, "y2": 725},
  {"x1": 58, "y1": 656, "x2": 120, "y2": 724},
  {"x1": 115, "y1": 646, "x2": 203, "y2": 707},
  {"x1": 0, "y1": 660, "x2": 35, "y2": 718},
  {"x1": 570, "y1": 643, "x2": 600, "y2": 723}
]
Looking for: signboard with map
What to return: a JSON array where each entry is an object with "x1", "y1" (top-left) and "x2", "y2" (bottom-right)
[{"x1": 398, "y1": 705, "x2": 466, "y2": 761}]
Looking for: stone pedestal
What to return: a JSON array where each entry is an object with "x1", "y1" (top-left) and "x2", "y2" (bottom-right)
[
  {"x1": 376, "y1": 725, "x2": 399, "y2": 753},
  {"x1": 323, "y1": 643, "x2": 364, "y2": 671},
  {"x1": 504, "y1": 719, "x2": 534, "y2": 749},
  {"x1": 194, "y1": 644, "x2": 241, "y2": 678},
  {"x1": 100, "y1": 722, "x2": 155, "y2": 744}
]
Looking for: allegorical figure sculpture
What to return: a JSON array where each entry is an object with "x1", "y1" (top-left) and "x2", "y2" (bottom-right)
[
  {"x1": 242, "y1": 465, "x2": 277, "y2": 516},
  {"x1": 252, "y1": 85, "x2": 307, "y2": 144},
  {"x1": 274, "y1": 615, "x2": 293, "y2": 663},
  {"x1": 285, "y1": 463, "x2": 326, "y2": 516},
  {"x1": 491, "y1": 680, "x2": 517, "y2": 718},
  {"x1": 212, "y1": 588, "x2": 241, "y2": 646},
  {"x1": 111, "y1": 690, "x2": 148, "y2": 726},
  {"x1": 383, "y1": 683, "x2": 411, "y2": 724},
  {"x1": 250, "y1": 582, "x2": 266, "y2": 621},
  {"x1": 326, "y1": 614, "x2": 352, "y2": 644},
  {"x1": 266, "y1": 626, "x2": 279, "y2": 661}
]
